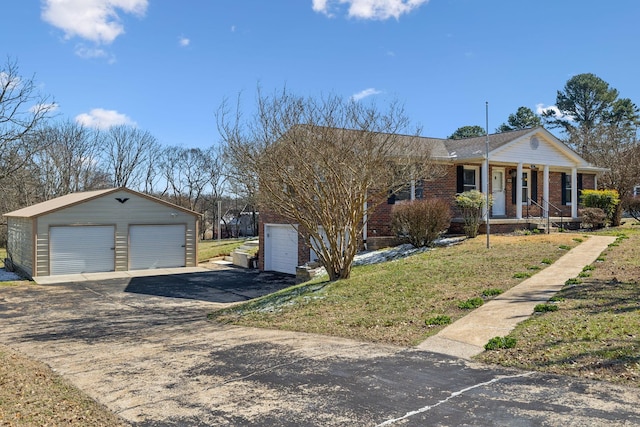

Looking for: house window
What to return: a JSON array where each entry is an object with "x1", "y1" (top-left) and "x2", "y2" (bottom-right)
[
  {"x1": 463, "y1": 167, "x2": 479, "y2": 192},
  {"x1": 521, "y1": 170, "x2": 530, "y2": 204},
  {"x1": 563, "y1": 174, "x2": 572, "y2": 205},
  {"x1": 394, "y1": 179, "x2": 424, "y2": 202}
]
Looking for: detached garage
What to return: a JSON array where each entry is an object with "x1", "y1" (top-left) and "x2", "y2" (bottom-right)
[{"x1": 3, "y1": 188, "x2": 200, "y2": 279}]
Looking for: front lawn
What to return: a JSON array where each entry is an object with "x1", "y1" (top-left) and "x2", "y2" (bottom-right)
[
  {"x1": 198, "y1": 238, "x2": 256, "y2": 261},
  {"x1": 478, "y1": 223, "x2": 640, "y2": 387},
  {"x1": 211, "y1": 233, "x2": 579, "y2": 346}
]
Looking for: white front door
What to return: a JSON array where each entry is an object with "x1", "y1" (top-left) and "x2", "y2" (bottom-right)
[{"x1": 492, "y1": 168, "x2": 506, "y2": 216}]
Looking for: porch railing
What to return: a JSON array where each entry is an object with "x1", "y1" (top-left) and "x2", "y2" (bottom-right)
[{"x1": 526, "y1": 197, "x2": 564, "y2": 233}]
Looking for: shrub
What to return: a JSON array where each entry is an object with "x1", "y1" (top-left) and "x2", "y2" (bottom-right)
[
  {"x1": 425, "y1": 315, "x2": 451, "y2": 326},
  {"x1": 391, "y1": 199, "x2": 451, "y2": 248},
  {"x1": 534, "y1": 303, "x2": 559, "y2": 313},
  {"x1": 458, "y1": 297, "x2": 484, "y2": 309},
  {"x1": 484, "y1": 336, "x2": 517, "y2": 350},
  {"x1": 581, "y1": 189, "x2": 620, "y2": 225},
  {"x1": 455, "y1": 190, "x2": 492, "y2": 238},
  {"x1": 580, "y1": 207, "x2": 607, "y2": 230},
  {"x1": 623, "y1": 196, "x2": 640, "y2": 222},
  {"x1": 482, "y1": 288, "x2": 503, "y2": 297}
]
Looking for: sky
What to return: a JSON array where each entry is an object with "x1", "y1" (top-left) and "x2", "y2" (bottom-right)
[{"x1": 3, "y1": 0, "x2": 640, "y2": 149}]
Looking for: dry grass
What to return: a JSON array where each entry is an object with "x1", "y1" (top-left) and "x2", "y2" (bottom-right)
[
  {"x1": 212, "y1": 233, "x2": 580, "y2": 346},
  {"x1": 0, "y1": 344, "x2": 128, "y2": 426},
  {"x1": 478, "y1": 223, "x2": 640, "y2": 387}
]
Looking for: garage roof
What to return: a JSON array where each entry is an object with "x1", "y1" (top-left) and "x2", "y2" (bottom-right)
[{"x1": 4, "y1": 187, "x2": 201, "y2": 218}]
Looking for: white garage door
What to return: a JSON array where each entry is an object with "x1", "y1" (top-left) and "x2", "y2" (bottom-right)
[
  {"x1": 129, "y1": 225, "x2": 186, "y2": 270},
  {"x1": 264, "y1": 224, "x2": 298, "y2": 274},
  {"x1": 50, "y1": 226, "x2": 115, "y2": 275}
]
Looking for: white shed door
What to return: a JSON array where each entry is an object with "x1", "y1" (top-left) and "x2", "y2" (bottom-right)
[
  {"x1": 264, "y1": 225, "x2": 298, "y2": 274},
  {"x1": 50, "y1": 226, "x2": 115, "y2": 275},
  {"x1": 129, "y1": 225, "x2": 186, "y2": 270}
]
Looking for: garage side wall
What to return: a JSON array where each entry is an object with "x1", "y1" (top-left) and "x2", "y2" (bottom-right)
[
  {"x1": 34, "y1": 191, "x2": 198, "y2": 276},
  {"x1": 6, "y1": 217, "x2": 34, "y2": 278}
]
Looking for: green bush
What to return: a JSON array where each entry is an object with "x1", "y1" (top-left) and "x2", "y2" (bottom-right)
[
  {"x1": 484, "y1": 336, "x2": 517, "y2": 350},
  {"x1": 425, "y1": 315, "x2": 451, "y2": 326},
  {"x1": 581, "y1": 189, "x2": 620, "y2": 225},
  {"x1": 457, "y1": 297, "x2": 484, "y2": 309},
  {"x1": 534, "y1": 303, "x2": 559, "y2": 313},
  {"x1": 455, "y1": 190, "x2": 492, "y2": 238},
  {"x1": 391, "y1": 199, "x2": 451, "y2": 248}
]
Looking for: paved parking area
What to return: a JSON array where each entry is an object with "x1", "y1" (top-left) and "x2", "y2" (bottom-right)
[{"x1": 1, "y1": 267, "x2": 639, "y2": 426}]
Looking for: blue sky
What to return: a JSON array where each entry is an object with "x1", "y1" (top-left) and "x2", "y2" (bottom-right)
[{"x1": 3, "y1": 1, "x2": 640, "y2": 149}]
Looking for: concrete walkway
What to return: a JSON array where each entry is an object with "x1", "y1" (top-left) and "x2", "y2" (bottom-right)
[{"x1": 417, "y1": 235, "x2": 617, "y2": 359}]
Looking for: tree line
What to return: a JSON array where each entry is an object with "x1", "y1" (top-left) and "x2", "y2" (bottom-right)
[{"x1": 0, "y1": 58, "x2": 255, "y2": 245}]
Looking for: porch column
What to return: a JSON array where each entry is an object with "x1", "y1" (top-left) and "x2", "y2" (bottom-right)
[
  {"x1": 516, "y1": 162, "x2": 523, "y2": 219},
  {"x1": 571, "y1": 167, "x2": 578, "y2": 218},
  {"x1": 594, "y1": 175, "x2": 598, "y2": 189},
  {"x1": 543, "y1": 165, "x2": 549, "y2": 218}
]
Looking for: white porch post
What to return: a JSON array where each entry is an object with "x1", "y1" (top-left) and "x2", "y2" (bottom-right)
[
  {"x1": 543, "y1": 165, "x2": 549, "y2": 218},
  {"x1": 594, "y1": 175, "x2": 598, "y2": 190},
  {"x1": 516, "y1": 162, "x2": 523, "y2": 219},
  {"x1": 571, "y1": 167, "x2": 578, "y2": 218}
]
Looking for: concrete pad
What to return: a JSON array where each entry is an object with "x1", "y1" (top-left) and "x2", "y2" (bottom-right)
[
  {"x1": 33, "y1": 266, "x2": 210, "y2": 285},
  {"x1": 417, "y1": 235, "x2": 617, "y2": 358}
]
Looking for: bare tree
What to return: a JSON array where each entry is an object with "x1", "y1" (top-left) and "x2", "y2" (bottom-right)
[
  {"x1": 159, "y1": 146, "x2": 211, "y2": 211},
  {"x1": 0, "y1": 57, "x2": 55, "y2": 180},
  {"x1": 31, "y1": 121, "x2": 108, "y2": 199},
  {"x1": 100, "y1": 125, "x2": 159, "y2": 188},
  {"x1": 218, "y1": 89, "x2": 442, "y2": 280}
]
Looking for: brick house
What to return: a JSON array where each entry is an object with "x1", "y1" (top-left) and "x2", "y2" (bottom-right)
[{"x1": 259, "y1": 127, "x2": 605, "y2": 274}]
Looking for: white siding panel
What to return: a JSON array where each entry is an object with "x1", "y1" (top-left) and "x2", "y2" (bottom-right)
[
  {"x1": 7, "y1": 217, "x2": 33, "y2": 277},
  {"x1": 50, "y1": 226, "x2": 115, "y2": 275},
  {"x1": 265, "y1": 225, "x2": 298, "y2": 274},
  {"x1": 492, "y1": 136, "x2": 576, "y2": 167},
  {"x1": 129, "y1": 225, "x2": 186, "y2": 270}
]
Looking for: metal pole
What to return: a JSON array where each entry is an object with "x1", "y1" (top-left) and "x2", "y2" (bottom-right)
[
  {"x1": 217, "y1": 200, "x2": 222, "y2": 242},
  {"x1": 485, "y1": 101, "x2": 490, "y2": 249}
]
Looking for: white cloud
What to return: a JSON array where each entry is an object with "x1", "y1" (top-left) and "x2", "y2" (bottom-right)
[
  {"x1": 352, "y1": 88, "x2": 382, "y2": 101},
  {"x1": 30, "y1": 103, "x2": 59, "y2": 114},
  {"x1": 312, "y1": 0, "x2": 429, "y2": 20},
  {"x1": 536, "y1": 103, "x2": 572, "y2": 120},
  {"x1": 75, "y1": 108, "x2": 136, "y2": 129},
  {"x1": 179, "y1": 36, "x2": 190, "y2": 47},
  {"x1": 41, "y1": 0, "x2": 148, "y2": 44}
]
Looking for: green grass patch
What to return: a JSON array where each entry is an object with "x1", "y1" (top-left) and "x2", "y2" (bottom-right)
[
  {"x1": 425, "y1": 315, "x2": 451, "y2": 326},
  {"x1": 572, "y1": 237, "x2": 583, "y2": 243},
  {"x1": 485, "y1": 336, "x2": 517, "y2": 350},
  {"x1": 198, "y1": 238, "x2": 253, "y2": 260},
  {"x1": 541, "y1": 258, "x2": 553, "y2": 264},
  {"x1": 548, "y1": 295, "x2": 564, "y2": 302},
  {"x1": 534, "y1": 303, "x2": 559, "y2": 313},
  {"x1": 559, "y1": 244, "x2": 572, "y2": 250},
  {"x1": 457, "y1": 297, "x2": 484, "y2": 309},
  {"x1": 582, "y1": 265, "x2": 595, "y2": 271},
  {"x1": 512, "y1": 272, "x2": 532, "y2": 279},
  {"x1": 565, "y1": 278, "x2": 582, "y2": 286},
  {"x1": 482, "y1": 288, "x2": 503, "y2": 297}
]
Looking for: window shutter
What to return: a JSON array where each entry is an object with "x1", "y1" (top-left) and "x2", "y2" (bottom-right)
[
  {"x1": 456, "y1": 165, "x2": 464, "y2": 193},
  {"x1": 531, "y1": 171, "x2": 538, "y2": 203},
  {"x1": 479, "y1": 166, "x2": 482, "y2": 192},
  {"x1": 561, "y1": 173, "x2": 567, "y2": 205},
  {"x1": 511, "y1": 170, "x2": 516, "y2": 204}
]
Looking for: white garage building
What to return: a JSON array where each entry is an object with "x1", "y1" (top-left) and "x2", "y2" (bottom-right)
[{"x1": 4, "y1": 188, "x2": 200, "y2": 279}]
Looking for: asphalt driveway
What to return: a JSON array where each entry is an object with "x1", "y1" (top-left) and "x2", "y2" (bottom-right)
[{"x1": 1, "y1": 267, "x2": 639, "y2": 426}]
